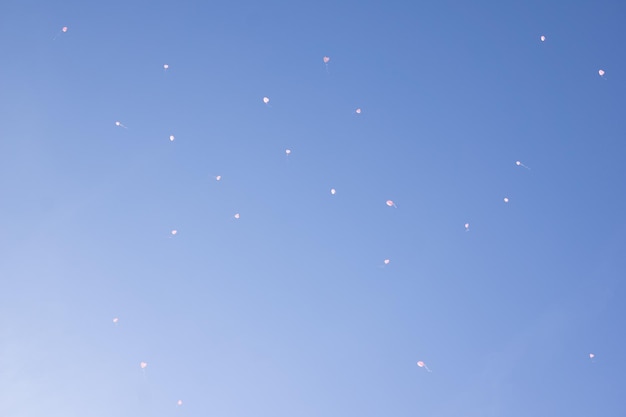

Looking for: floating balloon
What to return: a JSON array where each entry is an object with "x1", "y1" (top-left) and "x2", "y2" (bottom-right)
[
  {"x1": 323, "y1": 56, "x2": 331, "y2": 73},
  {"x1": 589, "y1": 353, "x2": 595, "y2": 359},
  {"x1": 140, "y1": 362, "x2": 148, "y2": 369},
  {"x1": 355, "y1": 108, "x2": 362, "y2": 114},
  {"x1": 384, "y1": 259, "x2": 390, "y2": 265},
  {"x1": 177, "y1": 400, "x2": 183, "y2": 406},
  {"x1": 216, "y1": 175, "x2": 221, "y2": 181},
  {"x1": 171, "y1": 229, "x2": 178, "y2": 236},
  {"x1": 540, "y1": 35, "x2": 546, "y2": 42},
  {"x1": 598, "y1": 69, "x2": 605, "y2": 77},
  {"x1": 285, "y1": 149, "x2": 291, "y2": 155},
  {"x1": 115, "y1": 121, "x2": 127, "y2": 129},
  {"x1": 464, "y1": 223, "x2": 470, "y2": 231},
  {"x1": 263, "y1": 97, "x2": 270, "y2": 104},
  {"x1": 330, "y1": 188, "x2": 336, "y2": 195},
  {"x1": 169, "y1": 135, "x2": 175, "y2": 142},
  {"x1": 516, "y1": 160, "x2": 530, "y2": 170},
  {"x1": 53, "y1": 26, "x2": 68, "y2": 40},
  {"x1": 386, "y1": 200, "x2": 397, "y2": 208},
  {"x1": 112, "y1": 317, "x2": 119, "y2": 324},
  {"x1": 234, "y1": 213, "x2": 240, "y2": 219},
  {"x1": 417, "y1": 361, "x2": 432, "y2": 372},
  {"x1": 503, "y1": 197, "x2": 509, "y2": 203}
]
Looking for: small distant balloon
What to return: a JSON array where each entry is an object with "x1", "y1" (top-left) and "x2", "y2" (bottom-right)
[
  {"x1": 285, "y1": 149, "x2": 291, "y2": 155},
  {"x1": 177, "y1": 400, "x2": 183, "y2": 406},
  {"x1": 215, "y1": 175, "x2": 221, "y2": 181},
  {"x1": 598, "y1": 69, "x2": 605, "y2": 77},
  {"x1": 384, "y1": 259, "x2": 390, "y2": 265},
  {"x1": 323, "y1": 56, "x2": 330, "y2": 64},
  {"x1": 163, "y1": 64, "x2": 169, "y2": 70},
  {"x1": 503, "y1": 197, "x2": 509, "y2": 203},
  {"x1": 540, "y1": 35, "x2": 546, "y2": 42},
  {"x1": 516, "y1": 160, "x2": 530, "y2": 169},
  {"x1": 53, "y1": 26, "x2": 68, "y2": 40},
  {"x1": 112, "y1": 317, "x2": 119, "y2": 324},
  {"x1": 464, "y1": 223, "x2": 470, "y2": 231},
  {"x1": 355, "y1": 108, "x2": 362, "y2": 114},
  {"x1": 234, "y1": 213, "x2": 240, "y2": 219},
  {"x1": 263, "y1": 96, "x2": 270, "y2": 104},
  {"x1": 417, "y1": 361, "x2": 432, "y2": 372},
  {"x1": 169, "y1": 135, "x2": 175, "y2": 142},
  {"x1": 330, "y1": 188, "x2": 336, "y2": 195},
  {"x1": 589, "y1": 353, "x2": 595, "y2": 359},
  {"x1": 115, "y1": 121, "x2": 127, "y2": 129},
  {"x1": 140, "y1": 362, "x2": 148, "y2": 369},
  {"x1": 171, "y1": 229, "x2": 178, "y2": 236},
  {"x1": 386, "y1": 200, "x2": 397, "y2": 208}
]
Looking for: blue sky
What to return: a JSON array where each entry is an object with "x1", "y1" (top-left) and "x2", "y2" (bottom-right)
[{"x1": 1, "y1": 1, "x2": 625, "y2": 416}]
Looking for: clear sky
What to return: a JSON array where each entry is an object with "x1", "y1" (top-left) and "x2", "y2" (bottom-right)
[{"x1": 1, "y1": 1, "x2": 625, "y2": 416}]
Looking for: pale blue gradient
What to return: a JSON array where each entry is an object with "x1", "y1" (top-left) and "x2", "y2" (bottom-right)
[{"x1": 1, "y1": 1, "x2": 625, "y2": 416}]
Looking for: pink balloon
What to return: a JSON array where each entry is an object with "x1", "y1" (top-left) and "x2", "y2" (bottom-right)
[
  {"x1": 417, "y1": 360, "x2": 431, "y2": 372},
  {"x1": 323, "y1": 56, "x2": 330, "y2": 64},
  {"x1": 598, "y1": 69, "x2": 605, "y2": 77},
  {"x1": 62, "y1": 26, "x2": 68, "y2": 33}
]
